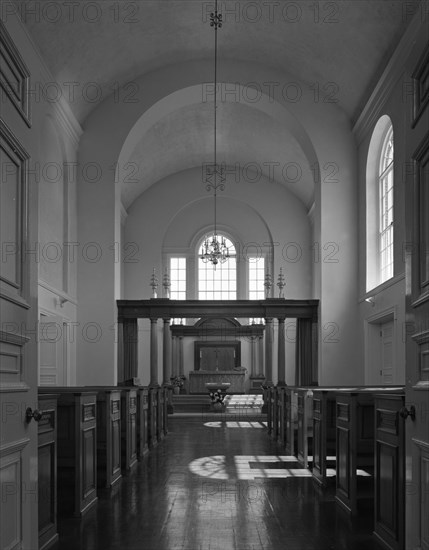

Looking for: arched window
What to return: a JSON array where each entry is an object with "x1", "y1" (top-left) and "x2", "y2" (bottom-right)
[
  {"x1": 198, "y1": 235, "x2": 237, "y2": 299},
  {"x1": 366, "y1": 116, "x2": 394, "y2": 290},
  {"x1": 378, "y1": 126, "x2": 394, "y2": 283}
]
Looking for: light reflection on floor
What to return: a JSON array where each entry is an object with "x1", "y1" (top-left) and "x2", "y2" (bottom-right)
[
  {"x1": 204, "y1": 421, "x2": 265, "y2": 428},
  {"x1": 189, "y1": 453, "x2": 370, "y2": 481},
  {"x1": 189, "y1": 454, "x2": 315, "y2": 480}
]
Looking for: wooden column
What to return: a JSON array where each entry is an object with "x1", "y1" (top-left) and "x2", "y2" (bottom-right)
[
  {"x1": 178, "y1": 336, "x2": 184, "y2": 377},
  {"x1": 162, "y1": 318, "x2": 172, "y2": 385},
  {"x1": 277, "y1": 317, "x2": 286, "y2": 386},
  {"x1": 150, "y1": 318, "x2": 159, "y2": 387},
  {"x1": 264, "y1": 318, "x2": 273, "y2": 385},
  {"x1": 171, "y1": 336, "x2": 177, "y2": 377}
]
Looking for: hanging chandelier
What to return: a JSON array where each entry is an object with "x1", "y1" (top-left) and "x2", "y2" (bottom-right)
[{"x1": 200, "y1": 0, "x2": 229, "y2": 268}]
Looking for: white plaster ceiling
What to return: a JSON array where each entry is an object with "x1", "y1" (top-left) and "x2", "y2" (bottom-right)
[
  {"x1": 125, "y1": 101, "x2": 313, "y2": 209},
  {"x1": 18, "y1": 0, "x2": 419, "y2": 123},
  {"x1": 16, "y1": 0, "x2": 421, "y2": 208}
]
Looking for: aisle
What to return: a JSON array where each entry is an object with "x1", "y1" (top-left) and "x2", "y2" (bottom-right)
[{"x1": 56, "y1": 416, "x2": 379, "y2": 550}]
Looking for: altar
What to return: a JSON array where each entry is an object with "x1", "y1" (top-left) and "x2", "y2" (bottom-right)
[{"x1": 189, "y1": 371, "x2": 246, "y2": 394}]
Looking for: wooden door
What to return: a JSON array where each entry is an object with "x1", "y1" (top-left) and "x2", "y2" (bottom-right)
[
  {"x1": 380, "y1": 321, "x2": 394, "y2": 384},
  {"x1": 404, "y1": 33, "x2": 429, "y2": 550},
  {"x1": 39, "y1": 314, "x2": 65, "y2": 386},
  {"x1": 0, "y1": 114, "x2": 39, "y2": 545}
]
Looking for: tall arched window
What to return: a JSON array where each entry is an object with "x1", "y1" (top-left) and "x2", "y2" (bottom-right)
[
  {"x1": 378, "y1": 125, "x2": 394, "y2": 283},
  {"x1": 198, "y1": 235, "x2": 237, "y2": 299},
  {"x1": 366, "y1": 116, "x2": 394, "y2": 291}
]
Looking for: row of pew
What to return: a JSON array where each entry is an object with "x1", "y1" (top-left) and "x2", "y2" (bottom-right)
[
  {"x1": 264, "y1": 385, "x2": 406, "y2": 550},
  {"x1": 37, "y1": 385, "x2": 170, "y2": 550}
]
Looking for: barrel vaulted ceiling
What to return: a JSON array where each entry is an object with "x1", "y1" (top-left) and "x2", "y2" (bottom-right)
[{"x1": 14, "y1": 0, "x2": 422, "y2": 208}]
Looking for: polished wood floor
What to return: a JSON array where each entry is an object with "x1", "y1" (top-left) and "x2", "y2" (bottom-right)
[{"x1": 55, "y1": 415, "x2": 380, "y2": 550}]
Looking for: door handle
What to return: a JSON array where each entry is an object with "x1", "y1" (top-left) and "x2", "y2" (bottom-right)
[
  {"x1": 399, "y1": 406, "x2": 416, "y2": 421},
  {"x1": 25, "y1": 407, "x2": 43, "y2": 422}
]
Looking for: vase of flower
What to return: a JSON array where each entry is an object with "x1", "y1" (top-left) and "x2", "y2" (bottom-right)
[{"x1": 171, "y1": 376, "x2": 184, "y2": 395}]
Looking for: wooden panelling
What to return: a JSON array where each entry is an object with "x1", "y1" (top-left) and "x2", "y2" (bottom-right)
[
  {"x1": 41, "y1": 389, "x2": 98, "y2": 517},
  {"x1": 336, "y1": 426, "x2": 350, "y2": 498},
  {"x1": 284, "y1": 388, "x2": 295, "y2": 456},
  {"x1": 91, "y1": 389, "x2": 122, "y2": 489},
  {"x1": 137, "y1": 387, "x2": 149, "y2": 459},
  {"x1": 312, "y1": 390, "x2": 343, "y2": 487},
  {"x1": 277, "y1": 387, "x2": 286, "y2": 446},
  {"x1": 0, "y1": 20, "x2": 31, "y2": 125},
  {"x1": 0, "y1": 444, "x2": 24, "y2": 550},
  {"x1": 0, "y1": 119, "x2": 29, "y2": 307},
  {"x1": 374, "y1": 394, "x2": 405, "y2": 550},
  {"x1": 149, "y1": 387, "x2": 158, "y2": 448},
  {"x1": 157, "y1": 388, "x2": 165, "y2": 442},
  {"x1": 412, "y1": 133, "x2": 429, "y2": 305},
  {"x1": 188, "y1": 371, "x2": 245, "y2": 393},
  {"x1": 296, "y1": 388, "x2": 312, "y2": 468},
  {"x1": 412, "y1": 439, "x2": 429, "y2": 550},
  {"x1": 121, "y1": 388, "x2": 138, "y2": 471},
  {"x1": 38, "y1": 394, "x2": 58, "y2": 550},
  {"x1": 266, "y1": 386, "x2": 273, "y2": 435},
  {"x1": 0, "y1": 334, "x2": 28, "y2": 392},
  {"x1": 335, "y1": 392, "x2": 374, "y2": 515},
  {"x1": 162, "y1": 386, "x2": 169, "y2": 436},
  {"x1": 271, "y1": 387, "x2": 278, "y2": 441}
]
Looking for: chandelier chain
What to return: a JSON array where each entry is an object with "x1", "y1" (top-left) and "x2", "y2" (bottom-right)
[{"x1": 201, "y1": 0, "x2": 229, "y2": 268}]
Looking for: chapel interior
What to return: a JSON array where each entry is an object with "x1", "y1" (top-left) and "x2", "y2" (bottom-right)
[{"x1": 1, "y1": 1, "x2": 428, "y2": 549}]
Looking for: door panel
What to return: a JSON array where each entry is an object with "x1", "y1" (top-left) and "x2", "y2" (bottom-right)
[
  {"x1": 1, "y1": 97, "x2": 39, "y2": 548},
  {"x1": 404, "y1": 32, "x2": 429, "y2": 550}
]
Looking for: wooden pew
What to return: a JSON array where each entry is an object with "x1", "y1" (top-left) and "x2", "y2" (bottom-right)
[
  {"x1": 335, "y1": 387, "x2": 404, "y2": 515},
  {"x1": 148, "y1": 387, "x2": 158, "y2": 448},
  {"x1": 137, "y1": 386, "x2": 149, "y2": 459},
  {"x1": 284, "y1": 387, "x2": 296, "y2": 456},
  {"x1": 41, "y1": 388, "x2": 98, "y2": 516},
  {"x1": 120, "y1": 388, "x2": 138, "y2": 471},
  {"x1": 271, "y1": 387, "x2": 279, "y2": 440},
  {"x1": 295, "y1": 387, "x2": 313, "y2": 468},
  {"x1": 373, "y1": 393, "x2": 405, "y2": 550},
  {"x1": 265, "y1": 386, "x2": 274, "y2": 435},
  {"x1": 37, "y1": 393, "x2": 59, "y2": 550},
  {"x1": 92, "y1": 388, "x2": 122, "y2": 488},
  {"x1": 312, "y1": 387, "x2": 359, "y2": 487},
  {"x1": 277, "y1": 386, "x2": 286, "y2": 446},
  {"x1": 157, "y1": 387, "x2": 165, "y2": 442},
  {"x1": 162, "y1": 386, "x2": 169, "y2": 436}
]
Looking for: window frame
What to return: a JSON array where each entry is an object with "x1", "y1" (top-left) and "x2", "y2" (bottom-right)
[
  {"x1": 197, "y1": 234, "x2": 237, "y2": 300},
  {"x1": 378, "y1": 125, "x2": 394, "y2": 284}
]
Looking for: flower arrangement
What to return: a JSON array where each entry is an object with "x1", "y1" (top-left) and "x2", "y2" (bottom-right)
[
  {"x1": 171, "y1": 376, "x2": 184, "y2": 388},
  {"x1": 209, "y1": 390, "x2": 225, "y2": 404}
]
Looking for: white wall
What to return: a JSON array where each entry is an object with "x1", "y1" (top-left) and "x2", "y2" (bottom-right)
[
  {"x1": 353, "y1": 26, "x2": 414, "y2": 386},
  {"x1": 76, "y1": 55, "x2": 361, "y2": 386}
]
